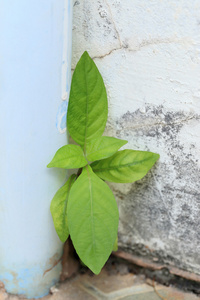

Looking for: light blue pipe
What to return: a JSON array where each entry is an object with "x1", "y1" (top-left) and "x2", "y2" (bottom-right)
[{"x1": 0, "y1": 0, "x2": 72, "y2": 298}]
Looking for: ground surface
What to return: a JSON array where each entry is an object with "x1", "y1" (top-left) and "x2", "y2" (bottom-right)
[{"x1": 0, "y1": 264, "x2": 199, "y2": 300}]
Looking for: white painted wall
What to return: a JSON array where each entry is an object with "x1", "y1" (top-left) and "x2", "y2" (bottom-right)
[{"x1": 72, "y1": 0, "x2": 200, "y2": 274}]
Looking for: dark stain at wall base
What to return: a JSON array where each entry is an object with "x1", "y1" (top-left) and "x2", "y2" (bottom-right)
[
  {"x1": 111, "y1": 253, "x2": 200, "y2": 295},
  {"x1": 112, "y1": 105, "x2": 200, "y2": 275}
]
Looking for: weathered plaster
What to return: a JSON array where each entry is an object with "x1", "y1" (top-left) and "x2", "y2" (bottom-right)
[{"x1": 72, "y1": 0, "x2": 200, "y2": 274}]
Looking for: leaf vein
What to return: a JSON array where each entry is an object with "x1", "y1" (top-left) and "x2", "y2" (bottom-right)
[{"x1": 93, "y1": 157, "x2": 153, "y2": 172}]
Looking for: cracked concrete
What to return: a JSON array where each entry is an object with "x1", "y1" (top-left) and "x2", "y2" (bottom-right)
[
  {"x1": 72, "y1": 0, "x2": 200, "y2": 277},
  {"x1": 72, "y1": 0, "x2": 121, "y2": 66},
  {"x1": 91, "y1": 37, "x2": 196, "y2": 61}
]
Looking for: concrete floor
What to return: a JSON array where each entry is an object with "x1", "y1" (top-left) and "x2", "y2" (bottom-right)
[{"x1": 0, "y1": 265, "x2": 199, "y2": 300}]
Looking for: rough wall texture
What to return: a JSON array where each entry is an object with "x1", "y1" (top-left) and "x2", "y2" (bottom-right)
[{"x1": 72, "y1": 0, "x2": 200, "y2": 275}]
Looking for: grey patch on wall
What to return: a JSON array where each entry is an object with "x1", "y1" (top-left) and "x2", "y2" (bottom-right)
[
  {"x1": 113, "y1": 105, "x2": 200, "y2": 274},
  {"x1": 81, "y1": 1, "x2": 118, "y2": 40},
  {"x1": 82, "y1": 2, "x2": 92, "y2": 40},
  {"x1": 74, "y1": 0, "x2": 80, "y2": 6}
]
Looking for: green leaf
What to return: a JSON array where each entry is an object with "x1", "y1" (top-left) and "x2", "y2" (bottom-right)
[
  {"x1": 86, "y1": 136, "x2": 128, "y2": 162},
  {"x1": 67, "y1": 165, "x2": 119, "y2": 274},
  {"x1": 50, "y1": 174, "x2": 76, "y2": 243},
  {"x1": 67, "y1": 51, "x2": 108, "y2": 150},
  {"x1": 113, "y1": 237, "x2": 118, "y2": 252},
  {"x1": 47, "y1": 145, "x2": 88, "y2": 169},
  {"x1": 91, "y1": 150, "x2": 160, "y2": 183}
]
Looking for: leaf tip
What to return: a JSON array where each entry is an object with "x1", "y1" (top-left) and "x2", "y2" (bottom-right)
[
  {"x1": 91, "y1": 267, "x2": 102, "y2": 275},
  {"x1": 59, "y1": 235, "x2": 68, "y2": 243},
  {"x1": 122, "y1": 139, "x2": 128, "y2": 146},
  {"x1": 155, "y1": 153, "x2": 160, "y2": 161},
  {"x1": 82, "y1": 50, "x2": 90, "y2": 59}
]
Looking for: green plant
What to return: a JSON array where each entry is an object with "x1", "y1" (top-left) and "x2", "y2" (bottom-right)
[{"x1": 47, "y1": 51, "x2": 159, "y2": 274}]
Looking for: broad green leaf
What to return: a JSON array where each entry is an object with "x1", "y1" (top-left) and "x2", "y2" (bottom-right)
[
  {"x1": 67, "y1": 165, "x2": 119, "y2": 274},
  {"x1": 113, "y1": 237, "x2": 118, "y2": 252},
  {"x1": 91, "y1": 150, "x2": 160, "y2": 183},
  {"x1": 67, "y1": 51, "x2": 108, "y2": 150},
  {"x1": 47, "y1": 145, "x2": 87, "y2": 169},
  {"x1": 86, "y1": 136, "x2": 128, "y2": 162},
  {"x1": 50, "y1": 174, "x2": 76, "y2": 243}
]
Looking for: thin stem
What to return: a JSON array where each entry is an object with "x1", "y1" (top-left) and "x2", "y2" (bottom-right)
[{"x1": 76, "y1": 168, "x2": 82, "y2": 179}]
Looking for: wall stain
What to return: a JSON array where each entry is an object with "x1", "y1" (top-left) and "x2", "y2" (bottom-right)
[
  {"x1": 111, "y1": 105, "x2": 200, "y2": 274},
  {"x1": 43, "y1": 253, "x2": 62, "y2": 277}
]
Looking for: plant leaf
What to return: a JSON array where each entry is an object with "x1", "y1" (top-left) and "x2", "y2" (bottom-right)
[
  {"x1": 47, "y1": 145, "x2": 88, "y2": 169},
  {"x1": 67, "y1": 51, "x2": 108, "y2": 150},
  {"x1": 91, "y1": 150, "x2": 160, "y2": 183},
  {"x1": 67, "y1": 165, "x2": 119, "y2": 274},
  {"x1": 113, "y1": 237, "x2": 118, "y2": 252},
  {"x1": 86, "y1": 136, "x2": 127, "y2": 162},
  {"x1": 50, "y1": 174, "x2": 76, "y2": 243}
]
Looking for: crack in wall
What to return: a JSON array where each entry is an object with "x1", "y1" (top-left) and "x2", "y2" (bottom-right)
[
  {"x1": 92, "y1": 46, "x2": 122, "y2": 60},
  {"x1": 91, "y1": 37, "x2": 193, "y2": 60}
]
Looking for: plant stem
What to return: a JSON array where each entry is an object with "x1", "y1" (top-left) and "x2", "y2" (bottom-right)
[{"x1": 76, "y1": 168, "x2": 82, "y2": 179}]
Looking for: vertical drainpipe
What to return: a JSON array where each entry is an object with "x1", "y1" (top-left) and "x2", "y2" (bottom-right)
[{"x1": 0, "y1": 0, "x2": 72, "y2": 298}]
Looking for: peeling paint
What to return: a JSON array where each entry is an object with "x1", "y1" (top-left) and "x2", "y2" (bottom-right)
[
  {"x1": 0, "y1": 256, "x2": 62, "y2": 298},
  {"x1": 56, "y1": 100, "x2": 68, "y2": 133}
]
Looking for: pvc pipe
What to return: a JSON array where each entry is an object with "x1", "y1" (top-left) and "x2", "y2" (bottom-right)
[{"x1": 0, "y1": 0, "x2": 72, "y2": 298}]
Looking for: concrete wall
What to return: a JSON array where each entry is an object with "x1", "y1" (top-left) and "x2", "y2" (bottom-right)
[{"x1": 72, "y1": 0, "x2": 200, "y2": 275}]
